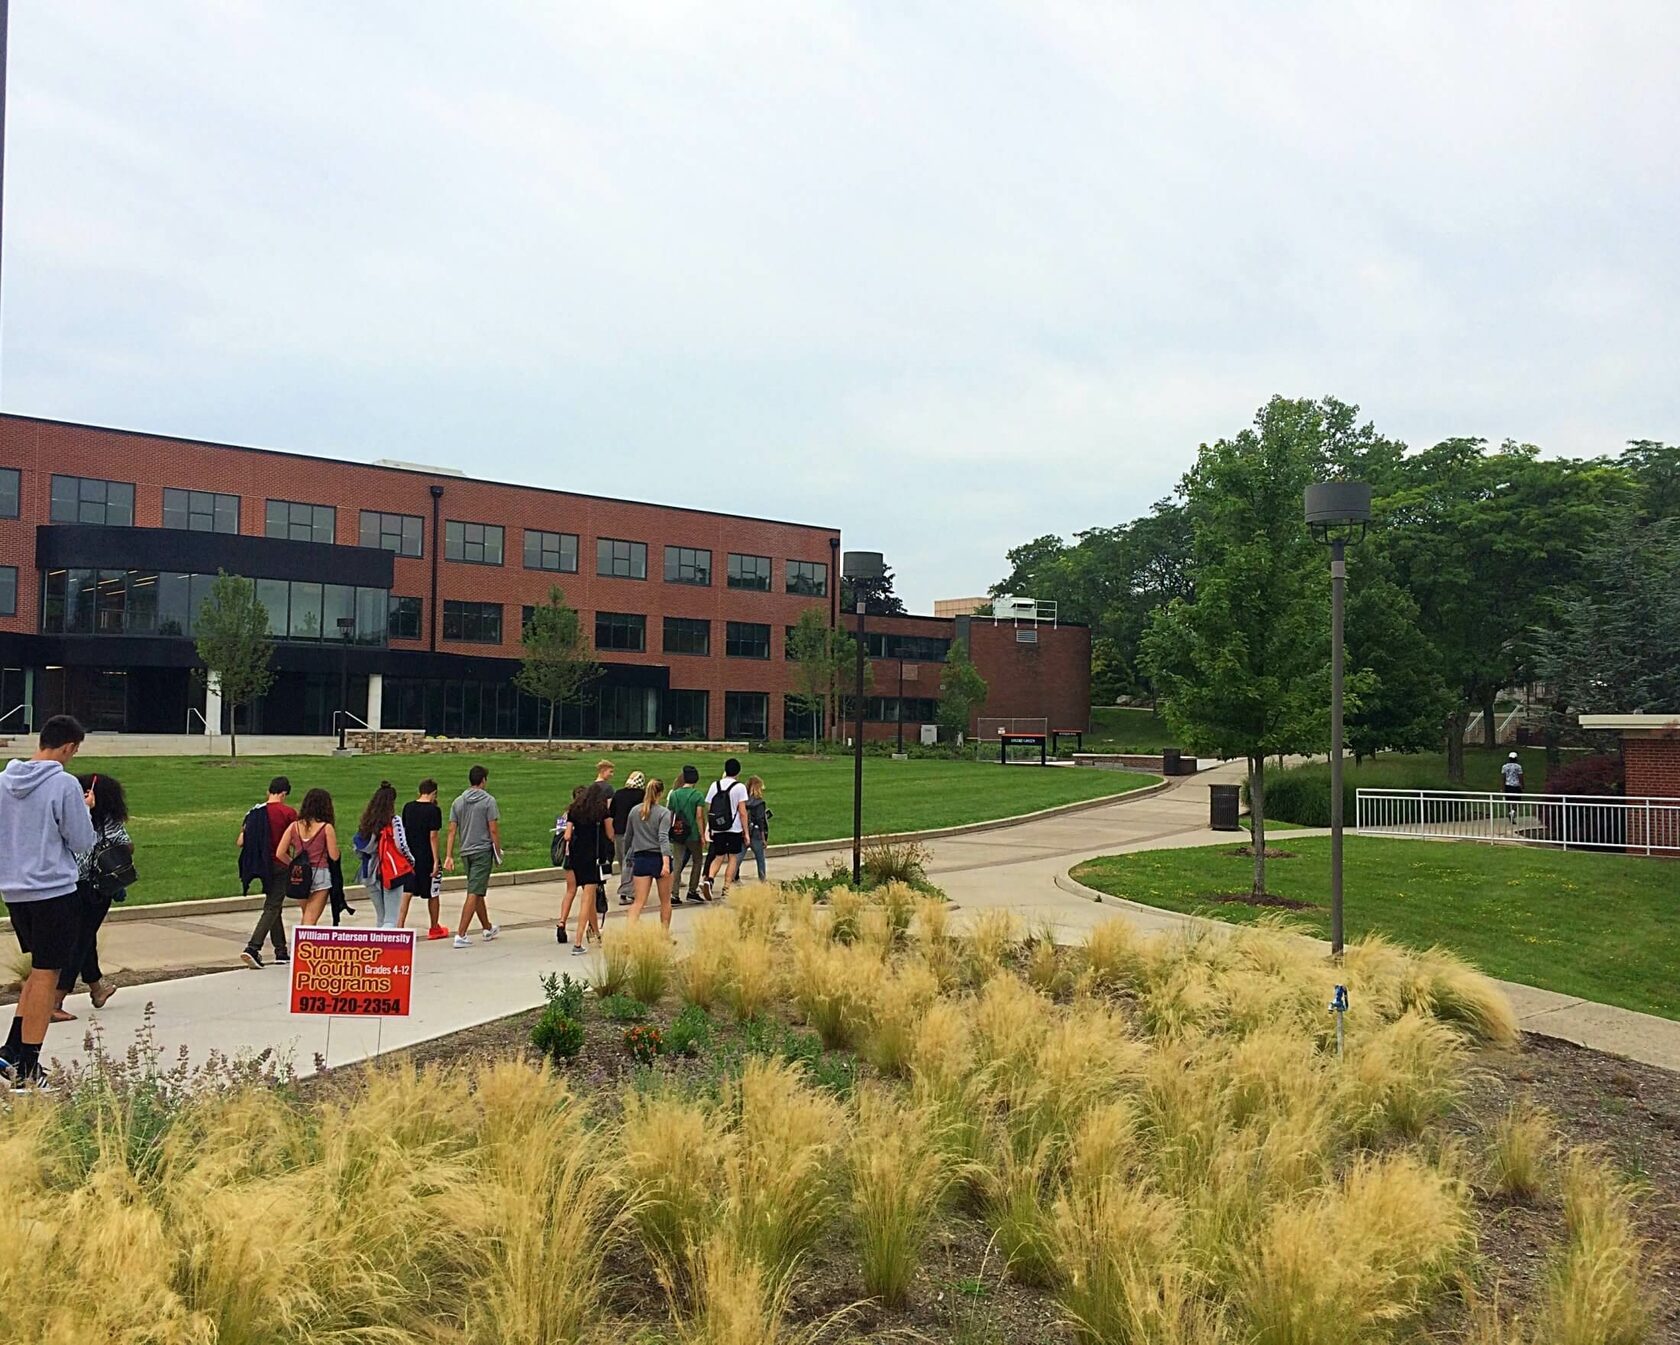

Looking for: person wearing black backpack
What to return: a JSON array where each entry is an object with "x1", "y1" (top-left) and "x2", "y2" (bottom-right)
[
  {"x1": 53, "y1": 773, "x2": 133, "y2": 1021},
  {"x1": 700, "y1": 758, "x2": 750, "y2": 902}
]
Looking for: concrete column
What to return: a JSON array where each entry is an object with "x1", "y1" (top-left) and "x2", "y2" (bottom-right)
[
  {"x1": 366, "y1": 673, "x2": 383, "y2": 730},
  {"x1": 204, "y1": 671, "x2": 223, "y2": 736}
]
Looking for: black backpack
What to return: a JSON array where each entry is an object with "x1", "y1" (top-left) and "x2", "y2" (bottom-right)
[
  {"x1": 89, "y1": 836, "x2": 139, "y2": 900},
  {"x1": 707, "y1": 779, "x2": 737, "y2": 833}
]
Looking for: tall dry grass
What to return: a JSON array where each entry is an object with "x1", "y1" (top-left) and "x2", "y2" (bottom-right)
[
  {"x1": 625, "y1": 921, "x2": 675, "y2": 1004},
  {"x1": 1545, "y1": 1149, "x2": 1650, "y2": 1345},
  {"x1": 848, "y1": 1089, "x2": 952, "y2": 1306},
  {"x1": 1488, "y1": 1099, "x2": 1554, "y2": 1199}
]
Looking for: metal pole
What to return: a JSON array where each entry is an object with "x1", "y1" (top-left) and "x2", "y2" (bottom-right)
[
  {"x1": 895, "y1": 656, "x2": 904, "y2": 754},
  {"x1": 852, "y1": 599, "x2": 867, "y2": 886},
  {"x1": 338, "y1": 632, "x2": 350, "y2": 750},
  {"x1": 1329, "y1": 536, "x2": 1346, "y2": 959}
]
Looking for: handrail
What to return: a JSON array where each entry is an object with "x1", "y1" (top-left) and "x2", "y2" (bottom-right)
[
  {"x1": 0, "y1": 704, "x2": 28, "y2": 729},
  {"x1": 1357, "y1": 787, "x2": 1679, "y2": 857},
  {"x1": 186, "y1": 707, "x2": 210, "y2": 735},
  {"x1": 332, "y1": 709, "x2": 371, "y2": 751}
]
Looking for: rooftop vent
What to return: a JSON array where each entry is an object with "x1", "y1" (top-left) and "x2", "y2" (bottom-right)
[{"x1": 373, "y1": 458, "x2": 465, "y2": 477}]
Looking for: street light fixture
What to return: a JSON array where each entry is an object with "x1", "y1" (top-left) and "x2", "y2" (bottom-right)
[
  {"x1": 842, "y1": 550, "x2": 886, "y2": 887},
  {"x1": 1304, "y1": 481, "x2": 1372, "y2": 960}
]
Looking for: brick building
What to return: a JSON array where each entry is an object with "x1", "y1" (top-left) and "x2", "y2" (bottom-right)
[
  {"x1": 1578, "y1": 714, "x2": 1680, "y2": 851},
  {"x1": 0, "y1": 414, "x2": 1089, "y2": 742}
]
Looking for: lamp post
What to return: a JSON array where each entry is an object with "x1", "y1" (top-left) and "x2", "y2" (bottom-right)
[
  {"x1": 1304, "y1": 481, "x2": 1372, "y2": 960},
  {"x1": 843, "y1": 550, "x2": 885, "y2": 887},
  {"x1": 895, "y1": 656, "x2": 905, "y2": 754},
  {"x1": 336, "y1": 615, "x2": 356, "y2": 750}
]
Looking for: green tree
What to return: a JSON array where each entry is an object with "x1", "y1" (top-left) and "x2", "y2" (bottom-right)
[
  {"x1": 1343, "y1": 571, "x2": 1452, "y2": 762},
  {"x1": 515, "y1": 587, "x2": 601, "y2": 744},
  {"x1": 840, "y1": 566, "x2": 908, "y2": 616},
  {"x1": 937, "y1": 639, "x2": 988, "y2": 742},
  {"x1": 193, "y1": 571, "x2": 276, "y2": 759},
  {"x1": 786, "y1": 608, "x2": 839, "y2": 754},
  {"x1": 1142, "y1": 397, "x2": 1339, "y2": 896}
]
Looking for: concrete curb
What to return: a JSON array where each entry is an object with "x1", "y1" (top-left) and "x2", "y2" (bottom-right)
[{"x1": 36, "y1": 777, "x2": 1169, "y2": 929}]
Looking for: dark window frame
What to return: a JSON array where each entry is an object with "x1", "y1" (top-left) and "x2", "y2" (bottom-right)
[
  {"x1": 724, "y1": 690, "x2": 770, "y2": 739},
  {"x1": 51, "y1": 474, "x2": 135, "y2": 527},
  {"x1": 444, "y1": 519, "x2": 505, "y2": 566},
  {"x1": 388, "y1": 595, "x2": 423, "y2": 641},
  {"x1": 595, "y1": 610, "x2": 648, "y2": 652},
  {"x1": 360, "y1": 510, "x2": 424, "y2": 558},
  {"x1": 0, "y1": 565, "x2": 15, "y2": 617},
  {"x1": 265, "y1": 498, "x2": 336, "y2": 544},
  {"x1": 523, "y1": 528, "x2": 579, "y2": 573},
  {"x1": 663, "y1": 545, "x2": 713, "y2": 587},
  {"x1": 725, "y1": 620, "x2": 772, "y2": 660},
  {"x1": 0, "y1": 467, "x2": 18, "y2": 520},
  {"x1": 727, "y1": 553, "x2": 772, "y2": 591},
  {"x1": 662, "y1": 615, "x2": 711, "y2": 656},
  {"x1": 441, "y1": 599, "x2": 503, "y2": 645},
  {"x1": 786, "y1": 559, "x2": 828, "y2": 597},
  {"x1": 596, "y1": 537, "x2": 648, "y2": 580}
]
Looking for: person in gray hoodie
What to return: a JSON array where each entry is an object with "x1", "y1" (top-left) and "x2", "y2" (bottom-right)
[{"x1": 0, "y1": 715, "x2": 96, "y2": 1088}]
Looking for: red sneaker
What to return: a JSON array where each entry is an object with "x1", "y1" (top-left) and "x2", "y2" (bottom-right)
[{"x1": 427, "y1": 925, "x2": 449, "y2": 941}]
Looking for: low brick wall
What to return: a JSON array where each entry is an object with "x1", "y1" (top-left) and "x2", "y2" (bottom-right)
[
  {"x1": 344, "y1": 729, "x2": 750, "y2": 756},
  {"x1": 1072, "y1": 752, "x2": 1199, "y2": 774}
]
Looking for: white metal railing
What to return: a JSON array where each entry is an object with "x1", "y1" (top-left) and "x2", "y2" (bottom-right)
[
  {"x1": 1356, "y1": 788, "x2": 1680, "y2": 855},
  {"x1": 186, "y1": 707, "x2": 211, "y2": 735}
]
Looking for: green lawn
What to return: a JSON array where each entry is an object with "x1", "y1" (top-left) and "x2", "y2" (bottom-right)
[
  {"x1": 71, "y1": 751, "x2": 1156, "y2": 906},
  {"x1": 1085, "y1": 706, "x2": 1176, "y2": 753},
  {"x1": 1072, "y1": 836, "x2": 1680, "y2": 1019}
]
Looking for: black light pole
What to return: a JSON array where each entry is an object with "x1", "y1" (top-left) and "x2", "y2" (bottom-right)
[
  {"x1": 336, "y1": 615, "x2": 355, "y2": 749},
  {"x1": 1304, "y1": 482, "x2": 1372, "y2": 960},
  {"x1": 843, "y1": 550, "x2": 885, "y2": 886},
  {"x1": 895, "y1": 656, "x2": 905, "y2": 754}
]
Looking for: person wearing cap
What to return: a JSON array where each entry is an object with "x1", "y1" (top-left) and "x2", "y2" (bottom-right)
[
  {"x1": 1500, "y1": 751, "x2": 1525, "y2": 825},
  {"x1": 607, "y1": 769, "x2": 647, "y2": 906}
]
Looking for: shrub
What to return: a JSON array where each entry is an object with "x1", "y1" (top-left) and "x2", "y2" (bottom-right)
[
  {"x1": 599, "y1": 994, "x2": 650, "y2": 1022},
  {"x1": 592, "y1": 931, "x2": 632, "y2": 999},
  {"x1": 679, "y1": 922, "x2": 730, "y2": 1011},
  {"x1": 1489, "y1": 1100, "x2": 1553, "y2": 1199},
  {"x1": 849, "y1": 1090, "x2": 952, "y2": 1307},
  {"x1": 625, "y1": 1024, "x2": 665, "y2": 1067},
  {"x1": 724, "y1": 937, "x2": 777, "y2": 1022},
  {"x1": 530, "y1": 1007, "x2": 585, "y2": 1062},
  {"x1": 861, "y1": 836, "x2": 931, "y2": 887},
  {"x1": 1545, "y1": 1150, "x2": 1649, "y2": 1345},
  {"x1": 1543, "y1": 753, "x2": 1623, "y2": 796},
  {"x1": 626, "y1": 923, "x2": 674, "y2": 1005},
  {"x1": 620, "y1": 1087, "x2": 732, "y2": 1287},
  {"x1": 668, "y1": 1004, "x2": 712, "y2": 1059},
  {"x1": 539, "y1": 971, "x2": 586, "y2": 1020}
]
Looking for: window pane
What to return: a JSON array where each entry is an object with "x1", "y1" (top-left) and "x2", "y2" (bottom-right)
[
  {"x1": 66, "y1": 569, "x2": 97, "y2": 633},
  {"x1": 787, "y1": 560, "x2": 828, "y2": 596},
  {"x1": 725, "y1": 691, "x2": 769, "y2": 739},
  {"x1": 256, "y1": 579, "x2": 289, "y2": 637},
  {"x1": 0, "y1": 566, "x2": 15, "y2": 617},
  {"x1": 188, "y1": 574, "x2": 216, "y2": 634},
  {"x1": 355, "y1": 588, "x2": 387, "y2": 645},
  {"x1": 126, "y1": 570, "x2": 157, "y2": 633},
  {"x1": 0, "y1": 468, "x2": 18, "y2": 519},
  {"x1": 95, "y1": 569, "x2": 128, "y2": 634},
  {"x1": 214, "y1": 494, "x2": 240, "y2": 533},
  {"x1": 50, "y1": 477, "x2": 76, "y2": 522},
  {"x1": 157, "y1": 573, "x2": 191, "y2": 636},
  {"x1": 289, "y1": 582, "x2": 323, "y2": 639},
  {"x1": 726, "y1": 621, "x2": 771, "y2": 658},
  {"x1": 728, "y1": 553, "x2": 771, "y2": 591},
  {"x1": 323, "y1": 583, "x2": 356, "y2": 640},
  {"x1": 388, "y1": 595, "x2": 421, "y2": 641}
]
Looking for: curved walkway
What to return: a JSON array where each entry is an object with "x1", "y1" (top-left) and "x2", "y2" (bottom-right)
[{"x1": 48, "y1": 763, "x2": 1680, "y2": 1077}]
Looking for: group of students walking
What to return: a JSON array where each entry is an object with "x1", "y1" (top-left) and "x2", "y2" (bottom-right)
[
  {"x1": 551, "y1": 756, "x2": 772, "y2": 953},
  {"x1": 0, "y1": 715, "x2": 137, "y2": 1092}
]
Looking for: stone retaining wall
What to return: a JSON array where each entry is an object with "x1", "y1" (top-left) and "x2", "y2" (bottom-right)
[
  {"x1": 345, "y1": 729, "x2": 749, "y2": 756},
  {"x1": 1072, "y1": 752, "x2": 1199, "y2": 774}
]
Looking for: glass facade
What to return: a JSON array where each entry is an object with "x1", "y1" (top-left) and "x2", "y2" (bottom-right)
[
  {"x1": 523, "y1": 529, "x2": 578, "y2": 572},
  {"x1": 725, "y1": 690, "x2": 770, "y2": 739},
  {"x1": 441, "y1": 600, "x2": 503, "y2": 644},
  {"x1": 841, "y1": 695, "x2": 941, "y2": 722},
  {"x1": 663, "y1": 616, "x2": 710, "y2": 656},
  {"x1": 664, "y1": 545, "x2": 712, "y2": 586},
  {"x1": 596, "y1": 611, "x2": 646, "y2": 652},
  {"x1": 786, "y1": 559, "x2": 828, "y2": 596},
  {"x1": 40, "y1": 568, "x2": 387, "y2": 642},
  {"x1": 784, "y1": 697, "x2": 823, "y2": 741},
  {"x1": 381, "y1": 678, "x2": 697, "y2": 740},
  {"x1": 51, "y1": 475, "x2": 134, "y2": 526},
  {"x1": 727, "y1": 553, "x2": 771, "y2": 591},
  {"x1": 665, "y1": 689, "x2": 709, "y2": 738},
  {"x1": 360, "y1": 510, "x2": 423, "y2": 557},
  {"x1": 864, "y1": 632, "x2": 951, "y2": 661}
]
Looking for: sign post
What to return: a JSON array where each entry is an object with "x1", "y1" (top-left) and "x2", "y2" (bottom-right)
[{"x1": 290, "y1": 927, "x2": 415, "y2": 1063}]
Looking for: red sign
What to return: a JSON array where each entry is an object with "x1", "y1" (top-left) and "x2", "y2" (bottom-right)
[{"x1": 290, "y1": 927, "x2": 415, "y2": 1017}]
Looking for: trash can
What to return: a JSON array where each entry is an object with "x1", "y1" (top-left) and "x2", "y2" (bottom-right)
[
  {"x1": 1161, "y1": 747, "x2": 1182, "y2": 777},
  {"x1": 1209, "y1": 784, "x2": 1241, "y2": 831}
]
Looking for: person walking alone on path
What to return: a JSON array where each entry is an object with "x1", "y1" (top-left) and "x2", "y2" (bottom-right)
[
  {"x1": 398, "y1": 780, "x2": 447, "y2": 939},
  {"x1": 275, "y1": 790, "x2": 341, "y2": 928},
  {"x1": 53, "y1": 772, "x2": 133, "y2": 1021},
  {"x1": 701, "y1": 758, "x2": 750, "y2": 902},
  {"x1": 237, "y1": 777, "x2": 296, "y2": 968},
  {"x1": 608, "y1": 770, "x2": 647, "y2": 906},
  {"x1": 0, "y1": 715, "x2": 95, "y2": 1090},
  {"x1": 624, "y1": 778, "x2": 676, "y2": 934},
  {"x1": 1501, "y1": 751, "x2": 1526, "y2": 826},
  {"x1": 667, "y1": 764, "x2": 706, "y2": 904},
  {"x1": 555, "y1": 783, "x2": 587, "y2": 944},
  {"x1": 565, "y1": 783, "x2": 612, "y2": 954},
  {"x1": 743, "y1": 775, "x2": 773, "y2": 883},
  {"x1": 354, "y1": 782, "x2": 413, "y2": 930},
  {"x1": 444, "y1": 765, "x2": 502, "y2": 948}
]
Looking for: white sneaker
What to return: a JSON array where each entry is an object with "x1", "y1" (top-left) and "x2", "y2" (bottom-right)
[
  {"x1": 482, "y1": 924, "x2": 500, "y2": 942},
  {"x1": 452, "y1": 935, "x2": 472, "y2": 949}
]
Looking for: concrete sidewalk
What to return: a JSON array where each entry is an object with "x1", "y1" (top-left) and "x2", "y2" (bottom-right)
[{"x1": 43, "y1": 761, "x2": 1680, "y2": 1078}]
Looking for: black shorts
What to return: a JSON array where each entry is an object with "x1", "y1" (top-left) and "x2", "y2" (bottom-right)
[
  {"x1": 567, "y1": 857, "x2": 602, "y2": 887},
  {"x1": 7, "y1": 892, "x2": 80, "y2": 973},
  {"x1": 631, "y1": 851, "x2": 665, "y2": 878},
  {"x1": 708, "y1": 831, "x2": 745, "y2": 857}
]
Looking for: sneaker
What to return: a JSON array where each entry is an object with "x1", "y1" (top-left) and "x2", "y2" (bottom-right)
[
  {"x1": 453, "y1": 935, "x2": 472, "y2": 949},
  {"x1": 700, "y1": 876, "x2": 713, "y2": 900},
  {"x1": 482, "y1": 924, "x2": 500, "y2": 942},
  {"x1": 273, "y1": 950, "x2": 289, "y2": 964},
  {"x1": 240, "y1": 949, "x2": 263, "y2": 970},
  {"x1": 570, "y1": 943, "x2": 587, "y2": 956},
  {"x1": 8, "y1": 1070, "x2": 54, "y2": 1096},
  {"x1": 427, "y1": 925, "x2": 449, "y2": 941},
  {"x1": 556, "y1": 925, "x2": 568, "y2": 945}
]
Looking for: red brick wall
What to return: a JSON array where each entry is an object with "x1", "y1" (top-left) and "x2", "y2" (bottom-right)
[
  {"x1": 0, "y1": 415, "x2": 839, "y2": 738},
  {"x1": 1625, "y1": 738, "x2": 1680, "y2": 799}
]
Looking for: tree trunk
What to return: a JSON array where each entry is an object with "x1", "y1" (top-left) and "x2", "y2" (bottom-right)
[
  {"x1": 1445, "y1": 711, "x2": 1467, "y2": 784},
  {"x1": 1481, "y1": 690, "x2": 1498, "y2": 751},
  {"x1": 1249, "y1": 754, "x2": 1266, "y2": 897}
]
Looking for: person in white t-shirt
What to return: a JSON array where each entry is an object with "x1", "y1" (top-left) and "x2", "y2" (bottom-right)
[
  {"x1": 700, "y1": 758, "x2": 750, "y2": 901},
  {"x1": 1501, "y1": 752, "x2": 1524, "y2": 824}
]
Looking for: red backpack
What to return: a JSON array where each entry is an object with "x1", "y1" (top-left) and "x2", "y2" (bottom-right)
[{"x1": 378, "y1": 823, "x2": 414, "y2": 888}]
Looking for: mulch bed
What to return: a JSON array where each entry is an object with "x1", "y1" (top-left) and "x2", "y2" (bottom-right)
[
  {"x1": 312, "y1": 993, "x2": 1680, "y2": 1343},
  {"x1": 1226, "y1": 845, "x2": 1299, "y2": 860}
]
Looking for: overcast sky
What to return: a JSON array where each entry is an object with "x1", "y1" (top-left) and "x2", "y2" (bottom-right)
[{"x1": 5, "y1": 3, "x2": 1676, "y2": 610}]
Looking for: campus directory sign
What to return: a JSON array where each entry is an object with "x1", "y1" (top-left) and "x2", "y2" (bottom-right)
[{"x1": 289, "y1": 927, "x2": 415, "y2": 1017}]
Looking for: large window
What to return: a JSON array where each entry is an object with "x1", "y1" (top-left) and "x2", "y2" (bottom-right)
[
  {"x1": 265, "y1": 499, "x2": 335, "y2": 543},
  {"x1": 445, "y1": 520, "x2": 504, "y2": 565},
  {"x1": 597, "y1": 537, "x2": 647, "y2": 579},
  {"x1": 864, "y1": 633, "x2": 952, "y2": 661},
  {"x1": 596, "y1": 611, "x2": 647, "y2": 652},
  {"x1": 41, "y1": 568, "x2": 385, "y2": 643},
  {"x1": 726, "y1": 621, "x2": 771, "y2": 659},
  {"x1": 0, "y1": 566, "x2": 15, "y2": 617},
  {"x1": 388, "y1": 596, "x2": 423, "y2": 641},
  {"x1": 360, "y1": 510, "x2": 423, "y2": 557},
  {"x1": 664, "y1": 545, "x2": 712, "y2": 586},
  {"x1": 524, "y1": 529, "x2": 578, "y2": 573},
  {"x1": 727, "y1": 553, "x2": 771, "y2": 591},
  {"x1": 442, "y1": 600, "x2": 503, "y2": 644},
  {"x1": 663, "y1": 616, "x2": 710, "y2": 656},
  {"x1": 786, "y1": 560, "x2": 828, "y2": 597},
  {"x1": 163, "y1": 488, "x2": 239, "y2": 534},
  {"x1": 51, "y1": 475, "x2": 134, "y2": 527},
  {"x1": 665, "y1": 689, "x2": 709, "y2": 738},
  {"x1": 840, "y1": 696, "x2": 941, "y2": 723},
  {"x1": 784, "y1": 696, "x2": 822, "y2": 741},
  {"x1": 0, "y1": 468, "x2": 21, "y2": 519},
  {"x1": 725, "y1": 691, "x2": 769, "y2": 740}
]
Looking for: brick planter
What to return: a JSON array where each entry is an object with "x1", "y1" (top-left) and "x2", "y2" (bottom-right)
[{"x1": 345, "y1": 729, "x2": 749, "y2": 756}]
